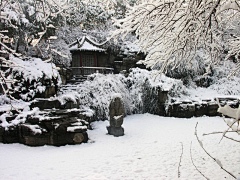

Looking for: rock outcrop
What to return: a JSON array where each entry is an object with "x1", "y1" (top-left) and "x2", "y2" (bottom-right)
[
  {"x1": 0, "y1": 98, "x2": 94, "y2": 146},
  {"x1": 165, "y1": 98, "x2": 239, "y2": 118}
]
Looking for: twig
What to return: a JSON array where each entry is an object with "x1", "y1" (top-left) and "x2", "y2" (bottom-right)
[
  {"x1": 218, "y1": 115, "x2": 240, "y2": 142},
  {"x1": 223, "y1": 115, "x2": 240, "y2": 134},
  {"x1": 203, "y1": 130, "x2": 240, "y2": 143},
  {"x1": 178, "y1": 142, "x2": 183, "y2": 178},
  {"x1": 223, "y1": 135, "x2": 240, "y2": 143},
  {"x1": 203, "y1": 131, "x2": 240, "y2": 136},
  {"x1": 195, "y1": 122, "x2": 236, "y2": 179},
  {"x1": 190, "y1": 141, "x2": 210, "y2": 180}
]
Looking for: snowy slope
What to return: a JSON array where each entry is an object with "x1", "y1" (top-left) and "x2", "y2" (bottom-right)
[{"x1": 0, "y1": 114, "x2": 239, "y2": 180}]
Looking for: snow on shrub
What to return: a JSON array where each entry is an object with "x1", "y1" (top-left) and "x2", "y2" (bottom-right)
[
  {"x1": 6, "y1": 54, "x2": 61, "y2": 101},
  {"x1": 36, "y1": 39, "x2": 72, "y2": 67},
  {"x1": 209, "y1": 60, "x2": 240, "y2": 95},
  {"x1": 58, "y1": 68, "x2": 186, "y2": 120},
  {"x1": 58, "y1": 73, "x2": 131, "y2": 120},
  {"x1": 126, "y1": 68, "x2": 159, "y2": 114},
  {"x1": 127, "y1": 68, "x2": 187, "y2": 112}
]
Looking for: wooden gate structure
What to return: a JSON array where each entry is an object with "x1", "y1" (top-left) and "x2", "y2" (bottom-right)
[{"x1": 69, "y1": 36, "x2": 113, "y2": 76}]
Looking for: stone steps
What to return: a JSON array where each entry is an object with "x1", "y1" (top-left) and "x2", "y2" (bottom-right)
[
  {"x1": 58, "y1": 83, "x2": 83, "y2": 94},
  {"x1": 67, "y1": 75, "x2": 87, "y2": 84}
]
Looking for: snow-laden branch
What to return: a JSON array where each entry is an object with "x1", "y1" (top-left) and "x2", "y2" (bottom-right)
[
  {"x1": 178, "y1": 142, "x2": 183, "y2": 178},
  {"x1": 110, "y1": 0, "x2": 240, "y2": 77},
  {"x1": 216, "y1": 98, "x2": 240, "y2": 135}
]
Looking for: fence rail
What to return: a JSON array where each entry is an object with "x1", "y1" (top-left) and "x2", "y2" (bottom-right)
[{"x1": 71, "y1": 67, "x2": 114, "y2": 76}]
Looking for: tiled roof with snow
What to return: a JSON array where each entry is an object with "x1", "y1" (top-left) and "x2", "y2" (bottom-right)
[{"x1": 69, "y1": 36, "x2": 106, "y2": 52}]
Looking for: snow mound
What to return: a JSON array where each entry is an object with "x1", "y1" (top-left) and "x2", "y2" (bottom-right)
[
  {"x1": 6, "y1": 55, "x2": 61, "y2": 101},
  {"x1": 9, "y1": 54, "x2": 60, "y2": 83}
]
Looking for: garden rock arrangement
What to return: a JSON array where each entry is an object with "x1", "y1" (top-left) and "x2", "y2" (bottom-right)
[
  {"x1": 107, "y1": 94, "x2": 124, "y2": 137},
  {"x1": 0, "y1": 98, "x2": 93, "y2": 146},
  {"x1": 1, "y1": 92, "x2": 239, "y2": 146},
  {"x1": 165, "y1": 97, "x2": 240, "y2": 118},
  {"x1": 30, "y1": 98, "x2": 80, "y2": 110}
]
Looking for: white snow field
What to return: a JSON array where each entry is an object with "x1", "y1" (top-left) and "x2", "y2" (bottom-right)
[{"x1": 0, "y1": 114, "x2": 239, "y2": 180}]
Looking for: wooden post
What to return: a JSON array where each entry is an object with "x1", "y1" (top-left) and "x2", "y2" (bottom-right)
[
  {"x1": 94, "y1": 52, "x2": 97, "y2": 73},
  {"x1": 80, "y1": 52, "x2": 83, "y2": 76}
]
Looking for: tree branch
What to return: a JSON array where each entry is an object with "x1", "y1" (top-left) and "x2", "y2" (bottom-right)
[
  {"x1": 195, "y1": 122, "x2": 237, "y2": 179},
  {"x1": 190, "y1": 141, "x2": 210, "y2": 180},
  {"x1": 178, "y1": 142, "x2": 183, "y2": 178}
]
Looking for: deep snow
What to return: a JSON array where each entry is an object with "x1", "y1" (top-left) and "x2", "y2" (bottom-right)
[{"x1": 0, "y1": 114, "x2": 239, "y2": 180}]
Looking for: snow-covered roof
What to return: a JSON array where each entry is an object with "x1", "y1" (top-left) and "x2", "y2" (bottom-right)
[{"x1": 69, "y1": 36, "x2": 106, "y2": 52}]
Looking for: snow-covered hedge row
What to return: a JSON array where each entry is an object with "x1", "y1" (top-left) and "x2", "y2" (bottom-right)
[
  {"x1": 58, "y1": 64, "x2": 240, "y2": 120},
  {"x1": 126, "y1": 68, "x2": 185, "y2": 113},
  {"x1": 58, "y1": 68, "x2": 185, "y2": 120},
  {"x1": 58, "y1": 73, "x2": 131, "y2": 120},
  {"x1": 6, "y1": 55, "x2": 61, "y2": 101}
]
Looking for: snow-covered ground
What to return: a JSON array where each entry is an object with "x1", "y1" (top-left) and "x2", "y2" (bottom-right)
[{"x1": 0, "y1": 114, "x2": 239, "y2": 180}]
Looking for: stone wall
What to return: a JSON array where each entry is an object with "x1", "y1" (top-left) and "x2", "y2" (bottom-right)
[
  {"x1": 157, "y1": 90, "x2": 240, "y2": 118},
  {"x1": 0, "y1": 112, "x2": 89, "y2": 146},
  {"x1": 57, "y1": 65, "x2": 73, "y2": 85},
  {"x1": 166, "y1": 101, "x2": 220, "y2": 118}
]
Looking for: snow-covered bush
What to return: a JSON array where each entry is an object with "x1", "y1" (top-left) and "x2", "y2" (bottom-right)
[
  {"x1": 0, "y1": 0, "x2": 71, "y2": 104},
  {"x1": 6, "y1": 55, "x2": 61, "y2": 101},
  {"x1": 35, "y1": 39, "x2": 72, "y2": 67},
  {"x1": 128, "y1": 68, "x2": 187, "y2": 104},
  {"x1": 58, "y1": 68, "x2": 186, "y2": 120},
  {"x1": 209, "y1": 60, "x2": 240, "y2": 95},
  {"x1": 126, "y1": 68, "x2": 161, "y2": 114},
  {"x1": 58, "y1": 73, "x2": 131, "y2": 120}
]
